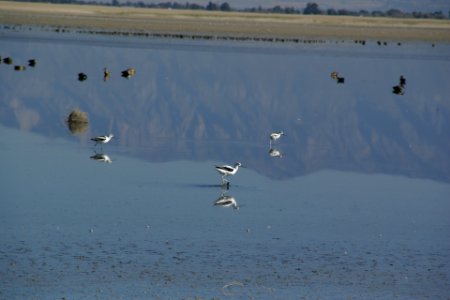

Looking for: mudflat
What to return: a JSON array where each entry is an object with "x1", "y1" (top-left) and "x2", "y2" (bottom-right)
[{"x1": 1, "y1": 1, "x2": 450, "y2": 41}]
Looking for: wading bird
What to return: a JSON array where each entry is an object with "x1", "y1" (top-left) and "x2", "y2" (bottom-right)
[
  {"x1": 269, "y1": 131, "x2": 285, "y2": 146},
  {"x1": 215, "y1": 162, "x2": 243, "y2": 184},
  {"x1": 90, "y1": 134, "x2": 114, "y2": 147}
]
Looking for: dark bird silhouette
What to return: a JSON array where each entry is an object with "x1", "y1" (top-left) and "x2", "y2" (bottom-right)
[
  {"x1": 103, "y1": 67, "x2": 110, "y2": 82},
  {"x1": 14, "y1": 65, "x2": 26, "y2": 71},
  {"x1": 3, "y1": 57, "x2": 13, "y2": 65},
  {"x1": 392, "y1": 75, "x2": 406, "y2": 95},
  {"x1": 28, "y1": 59, "x2": 37, "y2": 67},
  {"x1": 392, "y1": 85, "x2": 404, "y2": 95},
  {"x1": 331, "y1": 71, "x2": 345, "y2": 84},
  {"x1": 78, "y1": 73, "x2": 88, "y2": 81},
  {"x1": 121, "y1": 68, "x2": 135, "y2": 78}
]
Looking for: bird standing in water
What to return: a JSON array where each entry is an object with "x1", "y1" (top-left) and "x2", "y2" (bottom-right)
[
  {"x1": 215, "y1": 162, "x2": 243, "y2": 184},
  {"x1": 91, "y1": 134, "x2": 114, "y2": 147},
  {"x1": 269, "y1": 131, "x2": 285, "y2": 146}
]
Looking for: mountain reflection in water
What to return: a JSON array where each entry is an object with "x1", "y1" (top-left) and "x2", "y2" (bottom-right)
[{"x1": 0, "y1": 29, "x2": 449, "y2": 182}]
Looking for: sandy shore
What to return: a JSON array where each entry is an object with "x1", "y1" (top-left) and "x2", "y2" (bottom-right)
[{"x1": 1, "y1": 1, "x2": 450, "y2": 42}]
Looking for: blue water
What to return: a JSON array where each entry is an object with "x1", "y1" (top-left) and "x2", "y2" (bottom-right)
[{"x1": 1, "y1": 27, "x2": 449, "y2": 299}]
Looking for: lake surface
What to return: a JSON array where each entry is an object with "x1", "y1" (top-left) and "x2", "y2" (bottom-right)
[{"x1": 1, "y1": 27, "x2": 449, "y2": 299}]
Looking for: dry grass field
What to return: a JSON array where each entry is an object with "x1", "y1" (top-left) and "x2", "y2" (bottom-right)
[{"x1": 1, "y1": 1, "x2": 450, "y2": 41}]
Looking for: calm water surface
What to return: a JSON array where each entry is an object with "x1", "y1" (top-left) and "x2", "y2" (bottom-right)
[{"x1": 1, "y1": 27, "x2": 449, "y2": 299}]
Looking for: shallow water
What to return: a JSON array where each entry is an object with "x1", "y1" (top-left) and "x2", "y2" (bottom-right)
[{"x1": 1, "y1": 27, "x2": 449, "y2": 299}]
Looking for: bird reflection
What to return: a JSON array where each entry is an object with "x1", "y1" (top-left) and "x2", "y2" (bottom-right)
[
  {"x1": 90, "y1": 152, "x2": 112, "y2": 163},
  {"x1": 269, "y1": 147, "x2": 283, "y2": 158},
  {"x1": 214, "y1": 191, "x2": 239, "y2": 210}
]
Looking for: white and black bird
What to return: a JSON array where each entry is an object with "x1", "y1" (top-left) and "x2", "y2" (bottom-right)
[
  {"x1": 269, "y1": 131, "x2": 285, "y2": 145},
  {"x1": 215, "y1": 162, "x2": 243, "y2": 183},
  {"x1": 91, "y1": 134, "x2": 114, "y2": 147},
  {"x1": 214, "y1": 195, "x2": 239, "y2": 210}
]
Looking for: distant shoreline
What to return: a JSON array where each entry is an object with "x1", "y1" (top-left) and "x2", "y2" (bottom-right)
[{"x1": 1, "y1": 1, "x2": 450, "y2": 42}]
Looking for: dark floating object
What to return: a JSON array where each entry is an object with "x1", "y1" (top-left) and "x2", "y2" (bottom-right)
[
  {"x1": 66, "y1": 109, "x2": 89, "y2": 134},
  {"x1": 399, "y1": 75, "x2": 406, "y2": 86},
  {"x1": 28, "y1": 59, "x2": 37, "y2": 67},
  {"x1": 121, "y1": 67, "x2": 135, "y2": 78},
  {"x1": 337, "y1": 77, "x2": 345, "y2": 84},
  {"x1": 14, "y1": 65, "x2": 26, "y2": 71},
  {"x1": 103, "y1": 67, "x2": 110, "y2": 82},
  {"x1": 3, "y1": 57, "x2": 13, "y2": 64},
  {"x1": 78, "y1": 72, "x2": 88, "y2": 81}
]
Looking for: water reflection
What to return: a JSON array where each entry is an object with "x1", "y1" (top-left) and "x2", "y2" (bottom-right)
[
  {"x1": 268, "y1": 147, "x2": 283, "y2": 158},
  {"x1": 90, "y1": 152, "x2": 112, "y2": 163},
  {"x1": 66, "y1": 109, "x2": 89, "y2": 135},
  {"x1": 213, "y1": 190, "x2": 239, "y2": 210},
  {"x1": 1, "y1": 28, "x2": 449, "y2": 297},
  {"x1": 0, "y1": 29, "x2": 449, "y2": 182}
]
